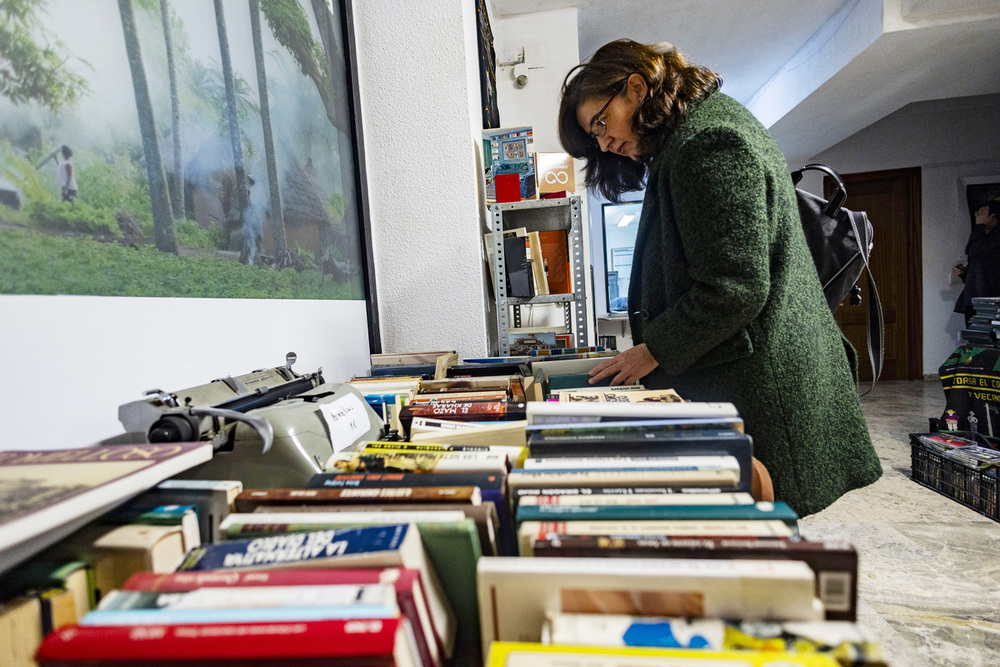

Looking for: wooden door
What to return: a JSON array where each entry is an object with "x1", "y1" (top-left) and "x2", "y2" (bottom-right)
[{"x1": 828, "y1": 167, "x2": 922, "y2": 381}]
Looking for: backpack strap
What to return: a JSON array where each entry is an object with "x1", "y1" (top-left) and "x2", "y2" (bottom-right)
[{"x1": 847, "y1": 209, "x2": 884, "y2": 396}]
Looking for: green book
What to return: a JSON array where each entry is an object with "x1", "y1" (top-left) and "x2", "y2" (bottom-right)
[
  {"x1": 515, "y1": 500, "x2": 799, "y2": 529},
  {"x1": 546, "y1": 371, "x2": 612, "y2": 391}
]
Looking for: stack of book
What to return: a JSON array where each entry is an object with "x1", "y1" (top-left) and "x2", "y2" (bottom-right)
[
  {"x1": 476, "y1": 399, "x2": 885, "y2": 666},
  {"x1": 962, "y1": 297, "x2": 1000, "y2": 348}
]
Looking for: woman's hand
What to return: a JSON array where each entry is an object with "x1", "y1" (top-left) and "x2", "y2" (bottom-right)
[{"x1": 588, "y1": 343, "x2": 659, "y2": 386}]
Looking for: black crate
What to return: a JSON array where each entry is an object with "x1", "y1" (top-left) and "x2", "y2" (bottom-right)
[{"x1": 910, "y1": 436, "x2": 1000, "y2": 521}]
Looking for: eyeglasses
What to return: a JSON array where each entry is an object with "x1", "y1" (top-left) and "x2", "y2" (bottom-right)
[{"x1": 589, "y1": 76, "x2": 631, "y2": 143}]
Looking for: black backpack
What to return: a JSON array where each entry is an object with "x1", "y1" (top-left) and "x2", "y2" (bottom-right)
[{"x1": 791, "y1": 163, "x2": 884, "y2": 395}]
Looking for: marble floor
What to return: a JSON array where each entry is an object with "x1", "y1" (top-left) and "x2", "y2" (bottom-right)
[{"x1": 798, "y1": 380, "x2": 1000, "y2": 667}]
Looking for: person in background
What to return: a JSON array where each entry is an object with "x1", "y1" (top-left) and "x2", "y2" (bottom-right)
[
  {"x1": 953, "y1": 201, "x2": 1000, "y2": 327},
  {"x1": 557, "y1": 39, "x2": 881, "y2": 516},
  {"x1": 57, "y1": 145, "x2": 78, "y2": 203}
]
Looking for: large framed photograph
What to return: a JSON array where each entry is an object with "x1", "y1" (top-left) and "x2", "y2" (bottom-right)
[{"x1": 0, "y1": 0, "x2": 370, "y2": 304}]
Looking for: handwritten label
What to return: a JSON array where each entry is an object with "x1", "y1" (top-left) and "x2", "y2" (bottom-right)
[{"x1": 318, "y1": 394, "x2": 371, "y2": 452}]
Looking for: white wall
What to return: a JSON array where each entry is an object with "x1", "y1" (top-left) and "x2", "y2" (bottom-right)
[
  {"x1": 491, "y1": 8, "x2": 594, "y2": 339},
  {"x1": 0, "y1": 296, "x2": 370, "y2": 450},
  {"x1": 807, "y1": 93, "x2": 1000, "y2": 376},
  {"x1": 352, "y1": 0, "x2": 490, "y2": 360}
]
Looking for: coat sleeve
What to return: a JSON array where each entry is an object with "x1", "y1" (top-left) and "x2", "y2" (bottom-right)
[{"x1": 641, "y1": 126, "x2": 772, "y2": 375}]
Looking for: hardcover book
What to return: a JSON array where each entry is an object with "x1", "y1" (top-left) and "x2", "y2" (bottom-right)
[
  {"x1": 399, "y1": 401, "x2": 527, "y2": 434},
  {"x1": 531, "y1": 535, "x2": 858, "y2": 622},
  {"x1": 408, "y1": 418, "x2": 527, "y2": 449},
  {"x1": 37, "y1": 616, "x2": 419, "y2": 665},
  {"x1": 525, "y1": 401, "x2": 740, "y2": 425},
  {"x1": 518, "y1": 519, "x2": 796, "y2": 556},
  {"x1": 477, "y1": 557, "x2": 823, "y2": 650},
  {"x1": 0, "y1": 443, "x2": 212, "y2": 574},
  {"x1": 135, "y1": 478, "x2": 243, "y2": 544},
  {"x1": 326, "y1": 448, "x2": 508, "y2": 474}
]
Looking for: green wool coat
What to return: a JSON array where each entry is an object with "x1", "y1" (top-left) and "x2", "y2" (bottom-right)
[{"x1": 628, "y1": 91, "x2": 882, "y2": 516}]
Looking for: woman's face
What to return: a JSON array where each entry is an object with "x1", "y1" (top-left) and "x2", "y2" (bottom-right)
[{"x1": 575, "y1": 74, "x2": 645, "y2": 161}]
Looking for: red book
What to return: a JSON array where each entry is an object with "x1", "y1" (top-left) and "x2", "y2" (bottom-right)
[
  {"x1": 121, "y1": 567, "x2": 440, "y2": 667},
  {"x1": 36, "y1": 617, "x2": 414, "y2": 665}
]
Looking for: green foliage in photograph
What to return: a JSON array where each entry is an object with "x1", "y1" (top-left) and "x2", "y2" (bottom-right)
[
  {"x1": 174, "y1": 218, "x2": 225, "y2": 250},
  {"x1": 0, "y1": 228, "x2": 363, "y2": 299},
  {"x1": 0, "y1": 0, "x2": 92, "y2": 112},
  {"x1": 24, "y1": 199, "x2": 119, "y2": 237},
  {"x1": 1, "y1": 145, "x2": 53, "y2": 203},
  {"x1": 77, "y1": 153, "x2": 153, "y2": 226}
]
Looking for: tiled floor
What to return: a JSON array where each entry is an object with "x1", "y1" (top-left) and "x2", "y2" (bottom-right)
[{"x1": 799, "y1": 380, "x2": 1000, "y2": 667}]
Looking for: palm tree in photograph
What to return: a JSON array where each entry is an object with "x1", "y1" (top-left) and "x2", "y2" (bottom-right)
[
  {"x1": 249, "y1": 0, "x2": 288, "y2": 266},
  {"x1": 118, "y1": 0, "x2": 176, "y2": 253},
  {"x1": 159, "y1": 0, "x2": 184, "y2": 220},
  {"x1": 212, "y1": 0, "x2": 253, "y2": 263}
]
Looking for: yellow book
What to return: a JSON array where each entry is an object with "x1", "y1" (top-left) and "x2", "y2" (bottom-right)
[{"x1": 487, "y1": 641, "x2": 841, "y2": 666}]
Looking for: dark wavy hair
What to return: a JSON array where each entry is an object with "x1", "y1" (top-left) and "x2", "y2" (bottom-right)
[{"x1": 558, "y1": 40, "x2": 722, "y2": 202}]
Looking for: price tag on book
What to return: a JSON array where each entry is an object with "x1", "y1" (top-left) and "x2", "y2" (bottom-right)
[{"x1": 317, "y1": 394, "x2": 372, "y2": 452}]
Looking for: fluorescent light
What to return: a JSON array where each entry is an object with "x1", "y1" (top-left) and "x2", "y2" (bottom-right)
[{"x1": 617, "y1": 213, "x2": 636, "y2": 227}]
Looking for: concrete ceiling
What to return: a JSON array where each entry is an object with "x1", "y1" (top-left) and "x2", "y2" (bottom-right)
[{"x1": 491, "y1": 0, "x2": 1000, "y2": 163}]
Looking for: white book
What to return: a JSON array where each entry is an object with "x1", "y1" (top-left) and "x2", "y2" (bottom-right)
[
  {"x1": 477, "y1": 557, "x2": 823, "y2": 650},
  {"x1": 518, "y1": 519, "x2": 795, "y2": 556},
  {"x1": 521, "y1": 455, "x2": 740, "y2": 471},
  {"x1": 526, "y1": 401, "x2": 740, "y2": 425},
  {"x1": 517, "y1": 491, "x2": 755, "y2": 507}
]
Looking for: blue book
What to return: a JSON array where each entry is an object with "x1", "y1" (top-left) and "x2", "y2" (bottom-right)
[
  {"x1": 515, "y1": 500, "x2": 799, "y2": 528},
  {"x1": 82, "y1": 584, "x2": 398, "y2": 626}
]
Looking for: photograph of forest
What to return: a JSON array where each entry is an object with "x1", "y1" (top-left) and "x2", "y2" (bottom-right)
[{"x1": 0, "y1": 0, "x2": 364, "y2": 299}]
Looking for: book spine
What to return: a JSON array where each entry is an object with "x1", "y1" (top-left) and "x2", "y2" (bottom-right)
[
  {"x1": 518, "y1": 492, "x2": 754, "y2": 507},
  {"x1": 81, "y1": 603, "x2": 399, "y2": 626},
  {"x1": 176, "y1": 525, "x2": 410, "y2": 572},
  {"x1": 36, "y1": 617, "x2": 401, "y2": 661},
  {"x1": 508, "y1": 468, "x2": 740, "y2": 488},
  {"x1": 235, "y1": 486, "x2": 480, "y2": 512},
  {"x1": 514, "y1": 501, "x2": 799, "y2": 526},
  {"x1": 307, "y1": 471, "x2": 505, "y2": 490}
]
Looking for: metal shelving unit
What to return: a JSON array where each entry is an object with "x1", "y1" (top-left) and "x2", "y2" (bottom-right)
[{"x1": 488, "y1": 196, "x2": 587, "y2": 356}]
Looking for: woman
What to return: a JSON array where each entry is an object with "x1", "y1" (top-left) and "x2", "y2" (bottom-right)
[{"x1": 558, "y1": 39, "x2": 881, "y2": 516}]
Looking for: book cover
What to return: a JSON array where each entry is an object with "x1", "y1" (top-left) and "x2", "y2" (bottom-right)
[
  {"x1": 0, "y1": 443, "x2": 212, "y2": 575},
  {"x1": 477, "y1": 557, "x2": 823, "y2": 650},
  {"x1": 371, "y1": 351, "x2": 457, "y2": 367},
  {"x1": 504, "y1": 234, "x2": 534, "y2": 298},
  {"x1": 518, "y1": 519, "x2": 796, "y2": 556},
  {"x1": 532, "y1": 535, "x2": 858, "y2": 622},
  {"x1": 515, "y1": 500, "x2": 799, "y2": 529},
  {"x1": 485, "y1": 641, "x2": 842, "y2": 666},
  {"x1": 409, "y1": 390, "x2": 509, "y2": 403},
  {"x1": 235, "y1": 486, "x2": 482, "y2": 513},
  {"x1": 121, "y1": 568, "x2": 441, "y2": 667},
  {"x1": 176, "y1": 523, "x2": 456, "y2": 656},
  {"x1": 36, "y1": 616, "x2": 415, "y2": 664},
  {"x1": 527, "y1": 231, "x2": 549, "y2": 296},
  {"x1": 537, "y1": 230, "x2": 571, "y2": 294},
  {"x1": 551, "y1": 388, "x2": 685, "y2": 403}
]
